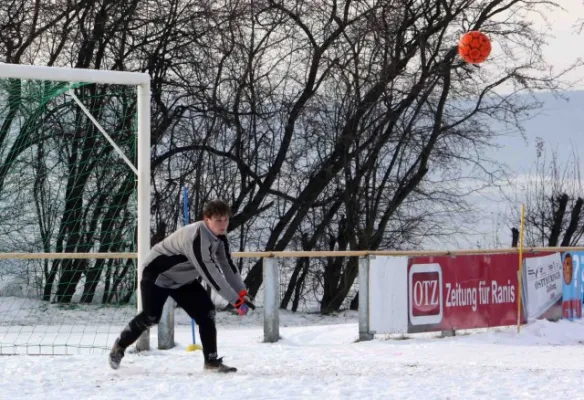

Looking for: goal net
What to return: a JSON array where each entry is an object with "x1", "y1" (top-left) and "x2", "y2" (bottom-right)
[{"x1": 0, "y1": 64, "x2": 150, "y2": 355}]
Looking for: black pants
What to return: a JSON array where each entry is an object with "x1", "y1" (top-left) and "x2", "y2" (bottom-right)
[{"x1": 117, "y1": 278, "x2": 217, "y2": 361}]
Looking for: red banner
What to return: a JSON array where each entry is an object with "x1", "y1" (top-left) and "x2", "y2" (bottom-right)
[{"x1": 406, "y1": 253, "x2": 544, "y2": 333}]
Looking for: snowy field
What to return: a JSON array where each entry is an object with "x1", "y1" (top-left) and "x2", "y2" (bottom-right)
[{"x1": 3, "y1": 305, "x2": 584, "y2": 400}]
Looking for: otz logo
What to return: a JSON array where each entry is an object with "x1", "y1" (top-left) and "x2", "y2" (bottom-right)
[{"x1": 408, "y1": 263, "x2": 443, "y2": 325}]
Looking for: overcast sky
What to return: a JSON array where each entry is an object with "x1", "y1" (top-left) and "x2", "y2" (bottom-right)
[{"x1": 535, "y1": 0, "x2": 584, "y2": 89}]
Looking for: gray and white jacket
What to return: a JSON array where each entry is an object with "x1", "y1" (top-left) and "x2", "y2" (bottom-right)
[{"x1": 142, "y1": 221, "x2": 246, "y2": 305}]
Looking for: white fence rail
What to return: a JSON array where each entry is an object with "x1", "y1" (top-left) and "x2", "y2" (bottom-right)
[{"x1": 148, "y1": 246, "x2": 584, "y2": 349}]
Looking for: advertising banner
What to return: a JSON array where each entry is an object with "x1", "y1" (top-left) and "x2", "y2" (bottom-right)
[
  {"x1": 561, "y1": 251, "x2": 584, "y2": 320},
  {"x1": 522, "y1": 253, "x2": 563, "y2": 320},
  {"x1": 406, "y1": 253, "x2": 546, "y2": 333}
]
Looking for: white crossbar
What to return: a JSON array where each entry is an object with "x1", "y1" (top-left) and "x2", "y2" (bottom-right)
[{"x1": 0, "y1": 63, "x2": 149, "y2": 86}]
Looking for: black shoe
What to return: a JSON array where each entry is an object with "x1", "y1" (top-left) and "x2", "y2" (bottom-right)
[
  {"x1": 109, "y1": 339, "x2": 125, "y2": 370},
  {"x1": 204, "y1": 357, "x2": 237, "y2": 373}
]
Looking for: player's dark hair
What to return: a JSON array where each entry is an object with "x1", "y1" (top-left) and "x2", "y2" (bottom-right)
[{"x1": 203, "y1": 200, "x2": 232, "y2": 218}]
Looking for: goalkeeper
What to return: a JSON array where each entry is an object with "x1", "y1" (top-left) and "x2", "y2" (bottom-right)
[{"x1": 109, "y1": 200, "x2": 255, "y2": 373}]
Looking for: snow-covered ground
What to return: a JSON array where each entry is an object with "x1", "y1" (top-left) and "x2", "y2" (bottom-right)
[{"x1": 2, "y1": 301, "x2": 584, "y2": 399}]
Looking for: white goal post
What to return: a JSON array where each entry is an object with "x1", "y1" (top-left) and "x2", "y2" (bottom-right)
[{"x1": 0, "y1": 63, "x2": 151, "y2": 352}]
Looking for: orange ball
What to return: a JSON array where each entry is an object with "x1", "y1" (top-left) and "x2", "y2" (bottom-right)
[{"x1": 458, "y1": 31, "x2": 491, "y2": 64}]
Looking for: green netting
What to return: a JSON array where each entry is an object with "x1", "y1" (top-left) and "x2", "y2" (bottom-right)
[{"x1": 0, "y1": 77, "x2": 139, "y2": 354}]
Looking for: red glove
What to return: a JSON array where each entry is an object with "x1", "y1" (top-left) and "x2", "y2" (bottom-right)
[
  {"x1": 234, "y1": 289, "x2": 255, "y2": 316},
  {"x1": 234, "y1": 300, "x2": 250, "y2": 316}
]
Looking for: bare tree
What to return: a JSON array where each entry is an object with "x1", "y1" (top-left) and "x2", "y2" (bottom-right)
[
  {"x1": 235, "y1": 0, "x2": 572, "y2": 307},
  {"x1": 0, "y1": 0, "x2": 578, "y2": 312},
  {"x1": 509, "y1": 137, "x2": 584, "y2": 247}
]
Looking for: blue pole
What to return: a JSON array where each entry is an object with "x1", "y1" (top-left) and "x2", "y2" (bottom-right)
[{"x1": 183, "y1": 186, "x2": 196, "y2": 346}]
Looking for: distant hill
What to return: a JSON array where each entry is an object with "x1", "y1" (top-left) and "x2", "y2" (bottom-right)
[
  {"x1": 485, "y1": 90, "x2": 584, "y2": 173},
  {"x1": 423, "y1": 90, "x2": 584, "y2": 250}
]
